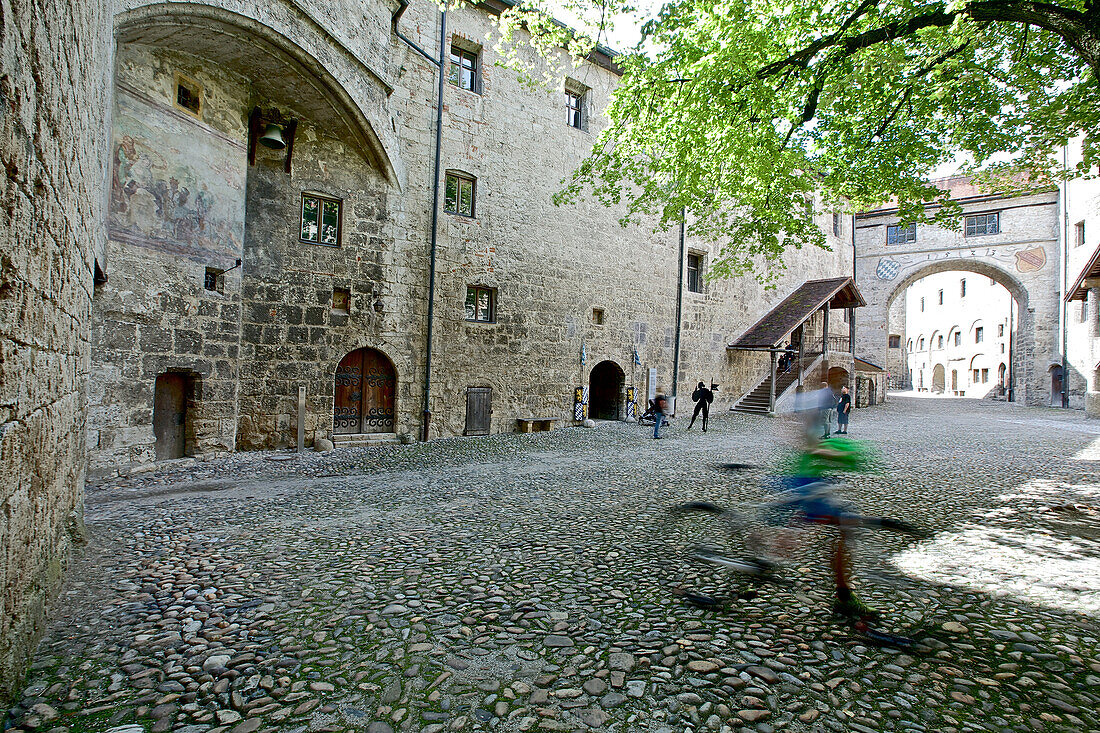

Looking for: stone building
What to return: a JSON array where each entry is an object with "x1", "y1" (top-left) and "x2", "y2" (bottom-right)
[
  {"x1": 1064, "y1": 143, "x2": 1100, "y2": 417},
  {"x1": 86, "y1": 0, "x2": 861, "y2": 477},
  {"x1": 0, "y1": 0, "x2": 862, "y2": 701},
  {"x1": 902, "y1": 271, "x2": 1014, "y2": 398},
  {"x1": 855, "y1": 176, "x2": 1062, "y2": 406}
]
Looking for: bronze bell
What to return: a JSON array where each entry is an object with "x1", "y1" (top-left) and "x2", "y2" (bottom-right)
[{"x1": 258, "y1": 122, "x2": 286, "y2": 150}]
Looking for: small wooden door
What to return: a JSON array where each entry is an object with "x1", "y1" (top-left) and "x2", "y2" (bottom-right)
[
  {"x1": 334, "y1": 349, "x2": 395, "y2": 434},
  {"x1": 465, "y1": 387, "x2": 492, "y2": 435},
  {"x1": 153, "y1": 373, "x2": 187, "y2": 460}
]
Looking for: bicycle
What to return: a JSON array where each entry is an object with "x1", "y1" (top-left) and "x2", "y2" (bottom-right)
[{"x1": 662, "y1": 462, "x2": 934, "y2": 648}]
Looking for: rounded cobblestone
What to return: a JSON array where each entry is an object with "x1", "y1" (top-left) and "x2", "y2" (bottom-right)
[{"x1": 5, "y1": 396, "x2": 1099, "y2": 733}]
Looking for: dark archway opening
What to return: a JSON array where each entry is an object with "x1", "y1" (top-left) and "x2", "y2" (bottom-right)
[
  {"x1": 334, "y1": 348, "x2": 396, "y2": 434},
  {"x1": 589, "y1": 360, "x2": 625, "y2": 420}
]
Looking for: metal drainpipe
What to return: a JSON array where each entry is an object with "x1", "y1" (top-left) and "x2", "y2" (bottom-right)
[
  {"x1": 672, "y1": 213, "x2": 686, "y2": 413},
  {"x1": 1061, "y1": 145, "x2": 1070, "y2": 408},
  {"x1": 392, "y1": 0, "x2": 447, "y2": 441}
]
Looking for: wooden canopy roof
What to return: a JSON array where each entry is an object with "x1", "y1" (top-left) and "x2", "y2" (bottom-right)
[
  {"x1": 1067, "y1": 242, "x2": 1100, "y2": 302},
  {"x1": 729, "y1": 277, "x2": 865, "y2": 350}
]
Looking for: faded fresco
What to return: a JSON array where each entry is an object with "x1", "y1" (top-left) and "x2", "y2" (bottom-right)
[{"x1": 109, "y1": 86, "x2": 245, "y2": 264}]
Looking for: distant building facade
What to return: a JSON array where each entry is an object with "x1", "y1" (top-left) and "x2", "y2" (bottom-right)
[
  {"x1": 1064, "y1": 142, "x2": 1100, "y2": 417},
  {"x1": 903, "y1": 272, "x2": 1013, "y2": 398}
]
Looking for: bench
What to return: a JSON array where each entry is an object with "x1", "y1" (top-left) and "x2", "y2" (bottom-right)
[{"x1": 516, "y1": 417, "x2": 557, "y2": 433}]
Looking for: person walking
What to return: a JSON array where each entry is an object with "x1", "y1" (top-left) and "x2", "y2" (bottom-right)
[
  {"x1": 836, "y1": 385, "x2": 852, "y2": 434},
  {"x1": 687, "y1": 381, "x2": 714, "y2": 432},
  {"x1": 816, "y1": 382, "x2": 834, "y2": 439},
  {"x1": 653, "y1": 393, "x2": 669, "y2": 439}
]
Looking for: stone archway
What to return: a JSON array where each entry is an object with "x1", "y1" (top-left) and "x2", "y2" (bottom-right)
[
  {"x1": 858, "y1": 259, "x2": 1040, "y2": 405},
  {"x1": 589, "y1": 360, "x2": 625, "y2": 420},
  {"x1": 932, "y1": 364, "x2": 946, "y2": 393},
  {"x1": 334, "y1": 348, "x2": 396, "y2": 434}
]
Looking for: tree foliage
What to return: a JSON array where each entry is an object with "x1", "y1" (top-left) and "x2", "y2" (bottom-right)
[{"x1": 541, "y1": 0, "x2": 1100, "y2": 281}]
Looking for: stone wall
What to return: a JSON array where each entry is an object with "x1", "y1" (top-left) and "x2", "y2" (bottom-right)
[
  {"x1": 0, "y1": 0, "x2": 110, "y2": 702},
  {"x1": 89, "y1": 0, "x2": 857, "y2": 471}
]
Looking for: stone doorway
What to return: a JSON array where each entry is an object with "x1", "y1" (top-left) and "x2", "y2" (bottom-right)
[
  {"x1": 589, "y1": 360, "x2": 625, "y2": 420},
  {"x1": 153, "y1": 373, "x2": 191, "y2": 460},
  {"x1": 334, "y1": 348, "x2": 396, "y2": 434},
  {"x1": 1050, "y1": 365, "x2": 1064, "y2": 406},
  {"x1": 932, "y1": 364, "x2": 946, "y2": 393}
]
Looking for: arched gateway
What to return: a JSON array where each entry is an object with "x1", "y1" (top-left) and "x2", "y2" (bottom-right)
[
  {"x1": 855, "y1": 181, "x2": 1061, "y2": 406},
  {"x1": 334, "y1": 349, "x2": 396, "y2": 434},
  {"x1": 589, "y1": 360, "x2": 625, "y2": 420}
]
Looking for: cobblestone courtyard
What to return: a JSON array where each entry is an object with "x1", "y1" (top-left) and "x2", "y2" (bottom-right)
[{"x1": 7, "y1": 397, "x2": 1100, "y2": 733}]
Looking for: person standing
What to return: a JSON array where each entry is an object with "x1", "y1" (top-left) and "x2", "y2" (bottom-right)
[
  {"x1": 653, "y1": 393, "x2": 669, "y2": 439},
  {"x1": 836, "y1": 385, "x2": 852, "y2": 434},
  {"x1": 687, "y1": 381, "x2": 714, "y2": 431}
]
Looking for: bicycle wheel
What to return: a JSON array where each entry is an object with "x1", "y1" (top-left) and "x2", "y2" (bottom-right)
[{"x1": 662, "y1": 502, "x2": 781, "y2": 606}]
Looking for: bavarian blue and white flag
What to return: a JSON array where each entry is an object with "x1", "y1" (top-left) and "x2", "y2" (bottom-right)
[
  {"x1": 581, "y1": 342, "x2": 587, "y2": 366},
  {"x1": 632, "y1": 348, "x2": 641, "y2": 365}
]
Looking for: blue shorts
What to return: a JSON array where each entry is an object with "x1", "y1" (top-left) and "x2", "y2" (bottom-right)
[{"x1": 765, "y1": 477, "x2": 854, "y2": 524}]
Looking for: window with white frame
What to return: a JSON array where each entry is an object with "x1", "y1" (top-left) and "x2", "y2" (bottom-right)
[{"x1": 445, "y1": 172, "x2": 476, "y2": 217}]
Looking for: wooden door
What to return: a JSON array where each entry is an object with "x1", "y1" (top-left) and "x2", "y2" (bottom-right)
[
  {"x1": 465, "y1": 387, "x2": 492, "y2": 435},
  {"x1": 334, "y1": 349, "x2": 395, "y2": 434},
  {"x1": 153, "y1": 373, "x2": 186, "y2": 460}
]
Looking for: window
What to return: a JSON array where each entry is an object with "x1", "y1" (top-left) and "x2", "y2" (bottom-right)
[
  {"x1": 204, "y1": 267, "x2": 222, "y2": 293},
  {"x1": 982, "y1": 368, "x2": 989, "y2": 383},
  {"x1": 1082, "y1": 299, "x2": 1089, "y2": 323},
  {"x1": 1076, "y1": 221, "x2": 1086, "y2": 249},
  {"x1": 965, "y1": 212, "x2": 1000, "y2": 237},
  {"x1": 953, "y1": 332, "x2": 961, "y2": 347},
  {"x1": 332, "y1": 288, "x2": 350, "y2": 313},
  {"x1": 687, "y1": 253, "x2": 704, "y2": 293},
  {"x1": 973, "y1": 369, "x2": 980, "y2": 382},
  {"x1": 465, "y1": 285, "x2": 495, "y2": 322},
  {"x1": 938, "y1": 290, "x2": 944, "y2": 305},
  {"x1": 919, "y1": 337, "x2": 925, "y2": 350},
  {"x1": 566, "y1": 90, "x2": 583, "y2": 128},
  {"x1": 445, "y1": 173, "x2": 476, "y2": 217},
  {"x1": 960, "y1": 279, "x2": 966, "y2": 297},
  {"x1": 175, "y1": 74, "x2": 202, "y2": 116},
  {"x1": 592, "y1": 308, "x2": 605, "y2": 325},
  {"x1": 1001, "y1": 344, "x2": 1005, "y2": 353},
  {"x1": 888, "y1": 335, "x2": 901, "y2": 348},
  {"x1": 300, "y1": 194, "x2": 341, "y2": 245},
  {"x1": 920, "y1": 297, "x2": 925, "y2": 312},
  {"x1": 886, "y1": 223, "x2": 916, "y2": 244},
  {"x1": 998, "y1": 324, "x2": 1004, "y2": 337},
  {"x1": 833, "y1": 212, "x2": 841, "y2": 237},
  {"x1": 448, "y1": 46, "x2": 479, "y2": 92},
  {"x1": 937, "y1": 335, "x2": 944, "y2": 349},
  {"x1": 975, "y1": 326, "x2": 983, "y2": 343}
]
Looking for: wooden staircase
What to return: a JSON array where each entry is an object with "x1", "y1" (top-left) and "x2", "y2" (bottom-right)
[{"x1": 733, "y1": 367, "x2": 801, "y2": 414}]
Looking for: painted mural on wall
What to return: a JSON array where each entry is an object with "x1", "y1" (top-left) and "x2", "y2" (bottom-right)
[
  {"x1": 874, "y1": 245, "x2": 1048, "y2": 281},
  {"x1": 109, "y1": 85, "x2": 245, "y2": 264}
]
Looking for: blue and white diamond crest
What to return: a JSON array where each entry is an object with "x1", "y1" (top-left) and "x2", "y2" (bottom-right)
[{"x1": 875, "y1": 258, "x2": 901, "y2": 281}]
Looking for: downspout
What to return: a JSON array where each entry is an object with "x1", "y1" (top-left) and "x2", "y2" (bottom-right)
[
  {"x1": 672, "y1": 212, "x2": 686, "y2": 413},
  {"x1": 393, "y1": 0, "x2": 447, "y2": 440},
  {"x1": 1061, "y1": 144, "x2": 1070, "y2": 408}
]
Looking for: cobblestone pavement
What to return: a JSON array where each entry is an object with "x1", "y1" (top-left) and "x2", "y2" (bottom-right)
[{"x1": 7, "y1": 396, "x2": 1100, "y2": 733}]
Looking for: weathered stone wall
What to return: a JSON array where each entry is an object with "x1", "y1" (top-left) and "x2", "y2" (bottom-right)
[
  {"x1": 237, "y1": 115, "x2": 409, "y2": 448},
  {"x1": 88, "y1": 45, "x2": 249, "y2": 475},
  {"x1": 0, "y1": 0, "x2": 110, "y2": 702},
  {"x1": 89, "y1": 0, "x2": 858, "y2": 468}
]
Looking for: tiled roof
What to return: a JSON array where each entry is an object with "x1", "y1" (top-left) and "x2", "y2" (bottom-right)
[{"x1": 729, "y1": 277, "x2": 865, "y2": 349}]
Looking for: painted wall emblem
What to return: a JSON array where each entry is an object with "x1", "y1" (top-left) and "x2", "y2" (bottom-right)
[
  {"x1": 1014, "y1": 246, "x2": 1046, "y2": 273},
  {"x1": 875, "y1": 258, "x2": 901, "y2": 280}
]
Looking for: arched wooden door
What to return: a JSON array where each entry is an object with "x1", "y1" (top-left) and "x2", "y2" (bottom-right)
[
  {"x1": 334, "y1": 349, "x2": 396, "y2": 434},
  {"x1": 932, "y1": 364, "x2": 945, "y2": 392}
]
